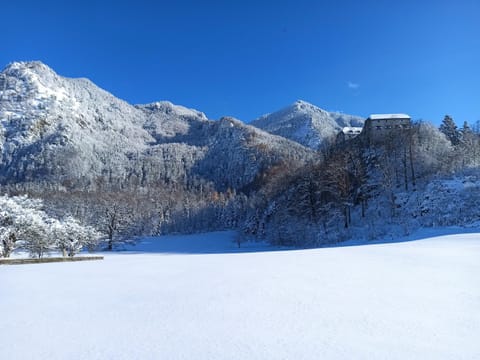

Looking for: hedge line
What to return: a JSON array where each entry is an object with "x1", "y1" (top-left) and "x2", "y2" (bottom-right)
[{"x1": 0, "y1": 256, "x2": 104, "y2": 265}]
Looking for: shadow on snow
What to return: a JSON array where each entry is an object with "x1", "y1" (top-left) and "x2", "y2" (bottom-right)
[{"x1": 105, "y1": 227, "x2": 480, "y2": 256}]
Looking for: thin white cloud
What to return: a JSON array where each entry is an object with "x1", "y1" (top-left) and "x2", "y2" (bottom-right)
[{"x1": 347, "y1": 81, "x2": 359, "y2": 89}]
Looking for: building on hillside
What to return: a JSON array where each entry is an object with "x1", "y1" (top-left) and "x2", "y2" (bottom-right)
[
  {"x1": 362, "y1": 113, "x2": 411, "y2": 142},
  {"x1": 336, "y1": 126, "x2": 363, "y2": 143}
]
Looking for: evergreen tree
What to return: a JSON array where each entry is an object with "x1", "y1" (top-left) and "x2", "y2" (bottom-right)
[
  {"x1": 460, "y1": 121, "x2": 474, "y2": 142},
  {"x1": 459, "y1": 121, "x2": 480, "y2": 167},
  {"x1": 471, "y1": 120, "x2": 480, "y2": 134},
  {"x1": 439, "y1": 115, "x2": 461, "y2": 145}
]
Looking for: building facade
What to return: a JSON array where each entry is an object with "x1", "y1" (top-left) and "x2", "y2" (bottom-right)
[{"x1": 362, "y1": 114, "x2": 411, "y2": 142}]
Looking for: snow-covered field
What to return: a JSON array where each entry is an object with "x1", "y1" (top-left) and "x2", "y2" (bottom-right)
[{"x1": 1, "y1": 230, "x2": 479, "y2": 360}]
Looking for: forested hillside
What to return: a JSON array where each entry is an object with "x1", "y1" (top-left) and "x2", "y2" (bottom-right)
[
  {"x1": 242, "y1": 119, "x2": 480, "y2": 246},
  {"x1": 1, "y1": 61, "x2": 479, "y2": 249},
  {"x1": 0, "y1": 61, "x2": 314, "y2": 246}
]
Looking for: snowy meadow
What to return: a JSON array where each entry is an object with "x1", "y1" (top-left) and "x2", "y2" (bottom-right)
[{"x1": 1, "y1": 230, "x2": 479, "y2": 360}]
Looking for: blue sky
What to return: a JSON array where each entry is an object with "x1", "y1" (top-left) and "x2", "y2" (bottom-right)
[{"x1": 2, "y1": 0, "x2": 479, "y2": 124}]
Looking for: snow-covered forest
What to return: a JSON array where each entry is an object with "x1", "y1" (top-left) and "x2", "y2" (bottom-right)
[
  {"x1": 1, "y1": 61, "x2": 480, "y2": 254},
  {"x1": 0, "y1": 195, "x2": 100, "y2": 258},
  {"x1": 242, "y1": 118, "x2": 480, "y2": 246}
]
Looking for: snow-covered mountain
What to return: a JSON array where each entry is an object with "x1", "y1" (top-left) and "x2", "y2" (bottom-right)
[
  {"x1": 0, "y1": 61, "x2": 154, "y2": 186},
  {"x1": 0, "y1": 61, "x2": 314, "y2": 191},
  {"x1": 136, "y1": 101, "x2": 209, "y2": 144},
  {"x1": 251, "y1": 100, "x2": 364, "y2": 149}
]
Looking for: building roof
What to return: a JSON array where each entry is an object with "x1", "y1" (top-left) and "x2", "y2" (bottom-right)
[
  {"x1": 368, "y1": 114, "x2": 411, "y2": 120},
  {"x1": 341, "y1": 126, "x2": 363, "y2": 134}
]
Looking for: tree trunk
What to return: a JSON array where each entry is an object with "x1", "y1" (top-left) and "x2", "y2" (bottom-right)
[
  {"x1": 108, "y1": 234, "x2": 113, "y2": 251},
  {"x1": 409, "y1": 135, "x2": 416, "y2": 189},
  {"x1": 390, "y1": 192, "x2": 396, "y2": 218},
  {"x1": 403, "y1": 147, "x2": 409, "y2": 191},
  {"x1": 344, "y1": 206, "x2": 349, "y2": 228}
]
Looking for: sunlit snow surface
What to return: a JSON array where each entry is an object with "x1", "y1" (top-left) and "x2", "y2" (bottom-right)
[{"x1": 1, "y1": 230, "x2": 479, "y2": 360}]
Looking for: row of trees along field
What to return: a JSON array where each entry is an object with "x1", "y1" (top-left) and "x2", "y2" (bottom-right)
[{"x1": 0, "y1": 195, "x2": 101, "y2": 258}]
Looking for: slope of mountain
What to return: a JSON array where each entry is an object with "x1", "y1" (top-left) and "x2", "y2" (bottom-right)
[
  {"x1": 194, "y1": 116, "x2": 315, "y2": 191},
  {"x1": 251, "y1": 100, "x2": 364, "y2": 149},
  {"x1": 0, "y1": 61, "x2": 154, "y2": 184},
  {"x1": 136, "y1": 101, "x2": 209, "y2": 144},
  {"x1": 0, "y1": 61, "x2": 315, "y2": 192}
]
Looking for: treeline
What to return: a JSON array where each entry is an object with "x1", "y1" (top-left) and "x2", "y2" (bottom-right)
[{"x1": 3, "y1": 179, "x2": 248, "y2": 250}]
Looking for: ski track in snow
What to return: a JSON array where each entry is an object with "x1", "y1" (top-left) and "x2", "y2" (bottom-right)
[{"x1": 1, "y1": 230, "x2": 479, "y2": 360}]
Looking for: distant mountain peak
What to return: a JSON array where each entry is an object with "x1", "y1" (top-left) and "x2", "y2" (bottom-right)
[
  {"x1": 251, "y1": 101, "x2": 364, "y2": 149},
  {"x1": 4, "y1": 60, "x2": 48, "y2": 70},
  {"x1": 293, "y1": 99, "x2": 310, "y2": 107},
  {"x1": 258, "y1": 100, "x2": 329, "y2": 122},
  {"x1": 2, "y1": 61, "x2": 56, "y2": 78},
  {"x1": 291, "y1": 99, "x2": 326, "y2": 113}
]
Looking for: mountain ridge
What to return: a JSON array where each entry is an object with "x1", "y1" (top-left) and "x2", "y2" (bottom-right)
[
  {"x1": 0, "y1": 61, "x2": 316, "y2": 192},
  {"x1": 252, "y1": 99, "x2": 365, "y2": 149}
]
